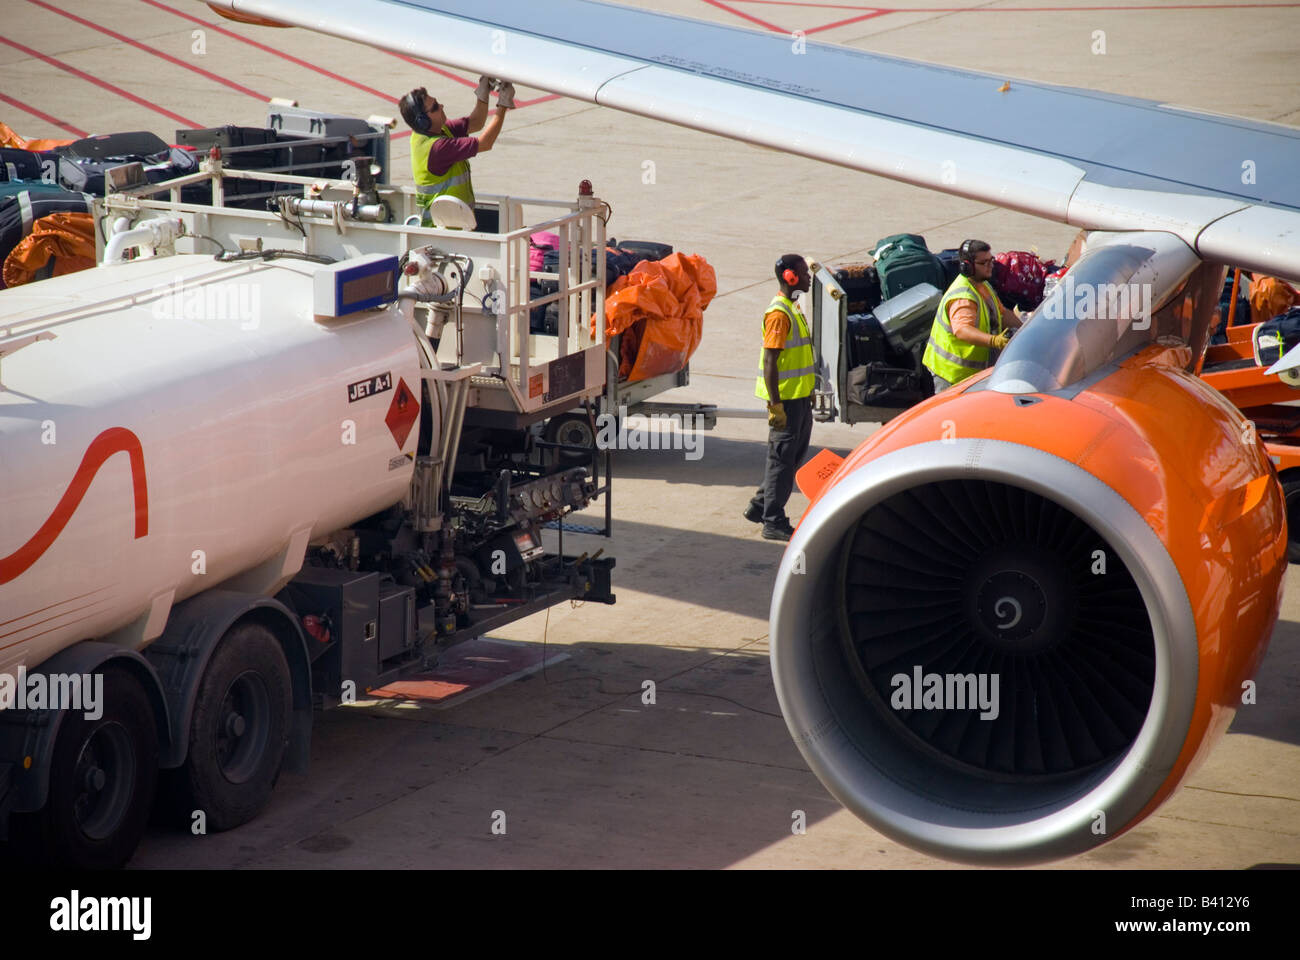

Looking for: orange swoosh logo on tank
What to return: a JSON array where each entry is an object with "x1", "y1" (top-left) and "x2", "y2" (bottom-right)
[{"x1": 0, "y1": 427, "x2": 148, "y2": 584}]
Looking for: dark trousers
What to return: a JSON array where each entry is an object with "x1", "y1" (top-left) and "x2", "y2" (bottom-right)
[{"x1": 750, "y1": 395, "x2": 813, "y2": 525}]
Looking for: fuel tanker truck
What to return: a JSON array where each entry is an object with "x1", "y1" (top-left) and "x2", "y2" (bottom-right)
[{"x1": 0, "y1": 160, "x2": 615, "y2": 867}]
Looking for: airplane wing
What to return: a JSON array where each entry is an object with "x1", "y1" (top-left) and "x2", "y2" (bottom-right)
[{"x1": 204, "y1": 0, "x2": 1300, "y2": 278}]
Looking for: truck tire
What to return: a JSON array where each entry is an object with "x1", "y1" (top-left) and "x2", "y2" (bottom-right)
[
  {"x1": 164, "y1": 623, "x2": 291, "y2": 832},
  {"x1": 1283, "y1": 475, "x2": 1300, "y2": 564},
  {"x1": 8, "y1": 666, "x2": 158, "y2": 869},
  {"x1": 544, "y1": 412, "x2": 596, "y2": 465}
]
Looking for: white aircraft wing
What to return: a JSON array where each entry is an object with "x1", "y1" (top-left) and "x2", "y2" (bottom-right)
[{"x1": 205, "y1": 0, "x2": 1300, "y2": 278}]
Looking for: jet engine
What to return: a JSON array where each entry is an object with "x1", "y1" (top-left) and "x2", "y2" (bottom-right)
[{"x1": 771, "y1": 233, "x2": 1286, "y2": 864}]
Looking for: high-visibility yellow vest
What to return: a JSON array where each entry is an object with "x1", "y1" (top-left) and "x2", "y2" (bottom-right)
[
  {"x1": 922, "y1": 274, "x2": 1004, "y2": 385},
  {"x1": 755, "y1": 294, "x2": 816, "y2": 401},
  {"x1": 411, "y1": 127, "x2": 474, "y2": 224}
]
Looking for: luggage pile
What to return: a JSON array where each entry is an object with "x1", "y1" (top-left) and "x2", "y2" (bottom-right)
[
  {"x1": 529, "y1": 237, "x2": 673, "y2": 337},
  {"x1": 0, "y1": 150, "x2": 95, "y2": 289},
  {"x1": 835, "y1": 235, "x2": 1059, "y2": 413}
]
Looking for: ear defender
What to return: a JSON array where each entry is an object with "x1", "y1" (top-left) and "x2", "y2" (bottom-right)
[
  {"x1": 783, "y1": 268, "x2": 799, "y2": 286},
  {"x1": 958, "y1": 239, "x2": 976, "y2": 277},
  {"x1": 402, "y1": 88, "x2": 433, "y2": 134}
]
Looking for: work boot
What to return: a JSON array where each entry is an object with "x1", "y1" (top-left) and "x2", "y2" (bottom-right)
[
  {"x1": 761, "y1": 520, "x2": 796, "y2": 541},
  {"x1": 743, "y1": 500, "x2": 763, "y2": 524}
]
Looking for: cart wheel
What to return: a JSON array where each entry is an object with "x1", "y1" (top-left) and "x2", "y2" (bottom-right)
[
  {"x1": 544, "y1": 413, "x2": 596, "y2": 465},
  {"x1": 1282, "y1": 475, "x2": 1300, "y2": 564}
]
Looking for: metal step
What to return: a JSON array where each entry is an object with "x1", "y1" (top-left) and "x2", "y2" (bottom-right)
[{"x1": 544, "y1": 520, "x2": 604, "y2": 534}]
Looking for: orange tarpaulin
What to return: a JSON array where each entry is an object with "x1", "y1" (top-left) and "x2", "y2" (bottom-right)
[
  {"x1": 595, "y1": 252, "x2": 716, "y2": 382},
  {"x1": 1250, "y1": 275, "x2": 1299, "y2": 325},
  {"x1": 0, "y1": 121, "x2": 73, "y2": 153},
  {"x1": 2, "y1": 212, "x2": 95, "y2": 288}
]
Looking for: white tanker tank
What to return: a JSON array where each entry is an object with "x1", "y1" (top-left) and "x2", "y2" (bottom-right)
[
  {"x1": 0, "y1": 183, "x2": 617, "y2": 868},
  {"x1": 1, "y1": 252, "x2": 424, "y2": 674}
]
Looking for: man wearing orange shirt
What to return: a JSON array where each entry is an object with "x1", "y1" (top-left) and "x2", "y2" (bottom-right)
[
  {"x1": 743, "y1": 254, "x2": 816, "y2": 541},
  {"x1": 922, "y1": 239, "x2": 1023, "y2": 391}
]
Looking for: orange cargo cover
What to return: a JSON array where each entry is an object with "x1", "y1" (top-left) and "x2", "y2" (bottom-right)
[
  {"x1": 595, "y1": 252, "x2": 716, "y2": 382},
  {"x1": 3, "y1": 212, "x2": 96, "y2": 288},
  {"x1": 0, "y1": 121, "x2": 74, "y2": 152}
]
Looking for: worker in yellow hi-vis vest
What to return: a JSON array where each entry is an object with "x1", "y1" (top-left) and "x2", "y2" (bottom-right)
[
  {"x1": 922, "y1": 238, "x2": 1023, "y2": 391},
  {"x1": 398, "y1": 77, "x2": 514, "y2": 230},
  {"x1": 744, "y1": 254, "x2": 816, "y2": 542}
]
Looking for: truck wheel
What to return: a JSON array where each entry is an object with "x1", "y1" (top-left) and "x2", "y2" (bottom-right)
[
  {"x1": 166, "y1": 623, "x2": 290, "y2": 832},
  {"x1": 1283, "y1": 476, "x2": 1300, "y2": 564},
  {"x1": 544, "y1": 413, "x2": 596, "y2": 465},
  {"x1": 9, "y1": 666, "x2": 158, "y2": 869}
]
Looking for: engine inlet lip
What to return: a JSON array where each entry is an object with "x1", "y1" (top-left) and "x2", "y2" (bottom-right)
[{"x1": 770, "y1": 437, "x2": 1199, "y2": 865}]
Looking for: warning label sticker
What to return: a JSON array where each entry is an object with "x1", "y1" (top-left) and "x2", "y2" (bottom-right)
[{"x1": 348, "y1": 371, "x2": 393, "y2": 403}]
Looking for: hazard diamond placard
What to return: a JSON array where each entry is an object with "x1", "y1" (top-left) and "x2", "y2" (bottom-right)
[{"x1": 385, "y1": 377, "x2": 419, "y2": 449}]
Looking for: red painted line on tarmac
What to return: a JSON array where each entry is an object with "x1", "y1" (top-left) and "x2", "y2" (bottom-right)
[
  {"x1": 724, "y1": 0, "x2": 1300, "y2": 11},
  {"x1": 0, "y1": 92, "x2": 86, "y2": 137},
  {"x1": 804, "y1": 10, "x2": 891, "y2": 32},
  {"x1": 701, "y1": 0, "x2": 789, "y2": 32},
  {"x1": 0, "y1": 586, "x2": 114, "y2": 631},
  {"x1": 0, "y1": 428, "x2": 148, "y2": 586},
  {"x1": 26, "y1": 0, "x2": 267, "y2": 101},
  {"x1": 140, "y1": 0, "x2": 397, "y2": 102},
  {"x1": 0, "y1": 36, "x2": 200, "y2": 128}
]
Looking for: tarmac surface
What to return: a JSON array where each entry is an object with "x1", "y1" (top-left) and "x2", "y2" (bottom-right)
[{"x1": 1, "y1": 0, "x2": 1297, "y2": 869}]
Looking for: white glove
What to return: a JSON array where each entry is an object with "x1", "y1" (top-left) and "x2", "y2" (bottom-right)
[
  {"x1": 474, "y1": 75, "x2": 496, "y2": 103},
  {"x1": 496, "y1": 81, "x2": 516, "y2": 110}
]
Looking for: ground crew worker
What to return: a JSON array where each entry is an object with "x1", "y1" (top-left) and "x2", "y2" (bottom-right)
[
  {"x1": 744, "y1": 254, "x2": 815, "y2": 541},
  {"x1": 398, "y1": 76, "x2": 514, "y2": 229},
  {"x1": 923, "y1": 239, "x2": 1023, "y2": 391}
]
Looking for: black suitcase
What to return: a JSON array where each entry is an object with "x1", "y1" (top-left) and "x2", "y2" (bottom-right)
[
  {"x1": 846, "y1": 361, "x2": 930, "y2": 409},
  {"x1": 831, "y1": 261, "x2": 882, "y2": 312},
  {"x1": 0, "y1": 147, "x2": 45, "y2": 183},
  {"x1": 60, "y1": 131, "x2": 170, "y2": 160},
  {"x1": 612, "y1": 239, "x2": 673, "y2": 263},
  {"x1": 54, "y1": 132, "x2": 199, "y2": 195},
  {"x1": 936, "y1": 248, "x2": 962, "y2": 287},
  {"x1": 175, "y1": 124, "x2": 276, "y2": 150},
  {"x1": 846, "y1": 312, "x2": 888, "y2": 368}
]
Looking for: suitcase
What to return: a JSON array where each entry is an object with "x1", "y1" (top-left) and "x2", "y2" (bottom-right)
[
  {"x1": 936, "y1": 248, "x2": 962, "y2": 287},
  {"x1": 872, "y1": 233, "x2": 947, "y2": 300},
  {"x1": 0, "y1": 147, "x2": 45, "y2": 183},
  {"x1": 831, "y1": 261, "x2": 882, "y2": 312},
  {"x1": 846, "y1": 361, "x2": 930, "y2": 409},
  {"x1": 612, "y1": 239, "x2": 673, "y2": 263},
  {"x1": 991, "y1": 251, "x2": 1051, "y2": 311},
  {"x1": 874, "y1": 282, "x2": 943, "y2": 356},
  {"x1": 175, "y1": 124, "x2": 277, "y2": 151},
  {"x1": 54, "y1": 131, "x2": 199, "y2": 196},
  {"x1": 846, "y1": 312, "x2": 888, "y2": 368}
]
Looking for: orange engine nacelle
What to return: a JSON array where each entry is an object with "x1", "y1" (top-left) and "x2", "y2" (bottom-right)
[{"x1": 770, "y1": 342, "x2": 1285, "y2": 865}]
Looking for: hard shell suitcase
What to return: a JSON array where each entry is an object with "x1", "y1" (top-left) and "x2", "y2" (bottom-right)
[{"x1": 874, "y1": 282, "x2": 943, "y2": 355}]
